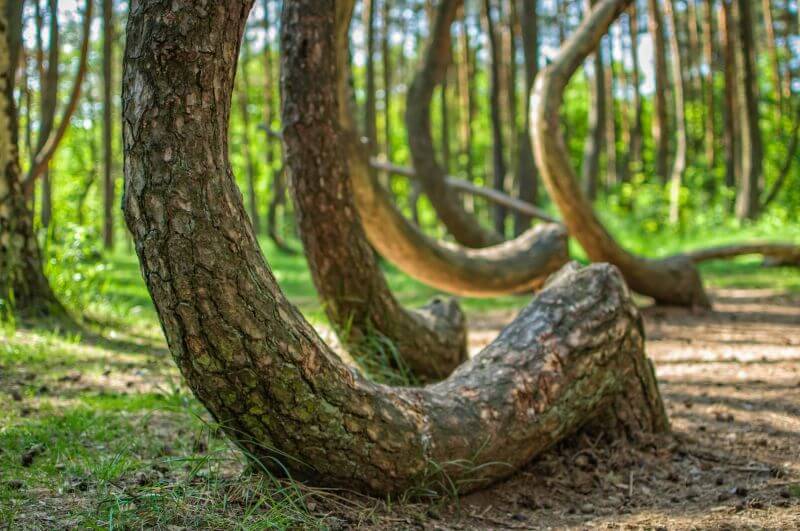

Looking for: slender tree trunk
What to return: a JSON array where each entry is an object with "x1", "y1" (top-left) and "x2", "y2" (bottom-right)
[
  {"x1": 734, "y1": 0, "x2": 763, "y2": 220},
  {"x1": 720, "y1": 0, "x2": 739, "y2": 189},
  {"x1": 37, "y1": 0, "x2": 59, "y2": 228},
  {"x1": 702, "y1": 0, "x2": 716, "y2": 169},
  {"x1": 628, "y1": 4, "x2": 643, "y2": 175},
  {"x1": 664, "y1": 0, "x2": 688, "y2": 224},
  {"x1": 102, "y1": 0, "x2": 114, "y2": 249},
  {"x1": 237, "y1": 38, "x2": 260, "y2": 234},
  {"x1": 458, "y1": 7, "x2": 474, "y2": 185},
  {"x1": 482, "y1": 0, "x2": 508, "y2": 235},
  {"x1": 603, "y1": 36, "x2": 616, "y2": 187},
  {"x1": 513, "y1": 0, "x2": 539, "y2": 235},
  {"x1": 122, "y1": 0, "x2": 667, "y2": 495},
  {"x1": 761, "y1": 0, "x2": 784, "y2": 109},
  {"x1": 647, "y1": 0, "x2": 669, "y2": 183},
  {"x1": 581, "y1": 0, "x2": 605, "y2": 200},
  {"x1": 686, "y1": 0, "x2": 703, "y2": 105},
  {"x1": 262, "y1": 0, "x2": 292, "y2": 253}
]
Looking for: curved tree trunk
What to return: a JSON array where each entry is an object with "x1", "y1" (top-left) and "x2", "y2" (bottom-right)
[
  {"x1": 337, "y1": 0, "x2": 568, "y2": 297},
  {"x1": 531, "y1": 0, "x2": 711, "y2": 308},
  {"x1": 405, "y1": 0, "x2": 503, "y2": 248},
  {"x1": 1, "y1": 0, "x2": 65, "y2": 319},
  {"x1": 122, "y1": 0, "x2": 668, "y2": 495},
  {"x1": 282, "y1": 0, "x2": 467, "y2": 381}
]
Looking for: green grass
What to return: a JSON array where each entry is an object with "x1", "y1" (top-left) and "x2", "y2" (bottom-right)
[{"x1": 1, "y1": 220, "x2": 798, "y2": 527}]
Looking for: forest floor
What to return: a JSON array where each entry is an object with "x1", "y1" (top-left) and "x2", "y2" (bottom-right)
[{"x1": 1, "y1": 247, "x2": 799, "y2": 529}]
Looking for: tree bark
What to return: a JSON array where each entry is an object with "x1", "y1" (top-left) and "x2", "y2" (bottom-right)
[
  {"x1": 664, "y1": 0, "x2": 687, "y2": 225},
  {"x1": 720, "y1": 0, "x2": 740, "y2": 189},
  {"x1": 513, "y1": 0, "x2": 540, "y2": 235},
  {"x1": 102, "y1": 0, "x2": 114, "y2": 249},
  {"x1": 1, "y1": 0, "x2": 65, "y2": 319},
  {"x1": 38, "y1": 0, "x2": 58, "y2": 228},
  {"x1": 733, "y1": 0, "x2": 763, "y2": 220},
  {"x1": 261, "y1": 0, "x2": 292, "y2": 253},
  {"x1": 406, "y1": 0, "x2": 503, "y2": 248},
  {"x1": 532, "y1": 0, "x2": 711, "y2": 308},
  {"x1": 123, "y1": 2, "x2": 669, "y2": 495},
  {"x1": 335, "y1": 0, "x2": 568, "y2": 297},
  {"x1": 482, "y1": 0, "x2": 508, "y2": 235},
  {"x1": 702, "y1": 0, "x2": 715, "y2": 170},
  {"x1": 761, "y1": 0, "x2": 784, "y2": 109},
  {"x1": 646, "y1": 0, "x2": 669, "y2": 183},
  {"x1": 627, "y1": 4, "x2": 643, "y2": 175}
]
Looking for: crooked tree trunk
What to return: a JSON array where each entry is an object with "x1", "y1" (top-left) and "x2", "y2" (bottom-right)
[
  {"x1": 532, "y1": 0, "x2": 711, "y2": 308},
  {"x1": 123, "y1": 1, "x2": 668, "y2": 496},
  {"x1": 1, "y1": 0, "x2": 64, "y2": 319},
  {"x1": 281, "y1": 0, "x2": 467, "y2": 381},
  {"x1": 336, "y1": 0, "x2": 568, "y2": 297},
  {"x1": 406, "y1": 0, "x2": 503, "y2": 248}
]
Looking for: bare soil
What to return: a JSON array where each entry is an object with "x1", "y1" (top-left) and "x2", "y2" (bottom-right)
[{"x1": 338, "y1": 287, "x2": 800, "y2": 529}]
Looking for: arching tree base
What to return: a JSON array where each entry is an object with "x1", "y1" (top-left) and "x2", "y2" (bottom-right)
[{"x1": 123, "y1": 0, "x2": 667, "y2": 497}]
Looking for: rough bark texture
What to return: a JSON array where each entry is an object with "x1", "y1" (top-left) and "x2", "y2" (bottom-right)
[
  {"x1": 122, "y1": 0, "x2": 668, "y2": 496},
  {"x1": 406, "y1": 0, "x2": 503, "y2": 248},
  {"x1": 531, "y1": 0, "x2": 711, "y2": 308}
]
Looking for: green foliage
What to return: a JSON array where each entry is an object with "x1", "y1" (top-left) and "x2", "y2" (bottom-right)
[{"x1": 42, "y1": 223, "x2": 109, "y2": 312}]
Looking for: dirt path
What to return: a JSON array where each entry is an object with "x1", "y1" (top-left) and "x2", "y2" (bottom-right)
[{"x1": 399, "y1": 288, "x2": 800, "y2": 529}]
